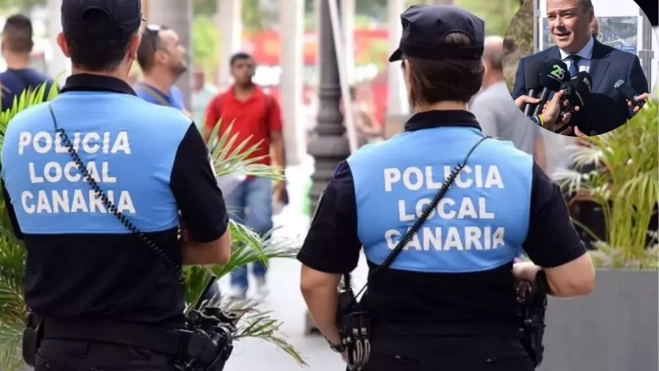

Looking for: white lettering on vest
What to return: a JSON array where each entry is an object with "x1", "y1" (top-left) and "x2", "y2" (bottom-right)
[
  {"x1": 20, "y1": 190, "x2": 135, "y2": 214},
  {"x1": 384, "y1": 226, "x2": 506, "y2": 251},
  {"x1": 18, "y1": 131, "x2": 132, "y2": 155},
  {"x1": 382, "y1": 161, "x2": 512, "y2": 255},
  {"x1": 17, "y1": 131, "x2": 135, "y2": 215}
]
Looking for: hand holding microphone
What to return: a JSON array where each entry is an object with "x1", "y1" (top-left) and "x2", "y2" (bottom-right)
[
  {"x1": 553, "y1": 71, "x2": 593, "y2": 135},
  {"x1": 522, "y1": 60, "x2": 547, "y2": 116},
  {"x1": 532, "y1": 58, "x2": 571, "y2": 117},
  {"x1": 615, "y1": 79, "x2": 650, "y2": 113}
]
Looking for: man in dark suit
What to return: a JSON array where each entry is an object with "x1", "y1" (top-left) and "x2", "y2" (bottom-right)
[{"x1": 512, "y1": 0, "x2": 649, "y2": 136}]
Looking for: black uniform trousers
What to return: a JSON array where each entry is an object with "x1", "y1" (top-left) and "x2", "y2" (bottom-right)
[
  {"x1": 358, "y1": 334, "x2": 535, "y2": 371},
  {"x1": 34, "y1": 339, "x2": 176, "y2": 371}
]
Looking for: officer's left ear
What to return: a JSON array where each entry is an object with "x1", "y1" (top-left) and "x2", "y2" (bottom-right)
[
  {"x1": 56, "y1": 33, "x2": 70, "y2": 58},
  {"x1": 127, "y1": 34, "x2": 141, "y2": 61}
]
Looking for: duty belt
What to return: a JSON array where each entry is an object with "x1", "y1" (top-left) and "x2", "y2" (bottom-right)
[{"x1": 23, "y1": 312, "x2": 236, "y2": 371}]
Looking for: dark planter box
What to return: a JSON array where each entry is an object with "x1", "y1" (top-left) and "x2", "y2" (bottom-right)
[{"x1": 539, "y1": 270, "x2": 658, "y2": 371}]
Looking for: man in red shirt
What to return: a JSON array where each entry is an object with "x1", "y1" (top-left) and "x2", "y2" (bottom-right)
[{"x1": 203, "y1": 52, "x2": 286, "y2": 300}]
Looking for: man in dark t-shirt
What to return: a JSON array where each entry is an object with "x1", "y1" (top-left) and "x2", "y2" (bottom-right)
[{"x1": 0, "y1": 14, "x2": 54, "y2": 111}]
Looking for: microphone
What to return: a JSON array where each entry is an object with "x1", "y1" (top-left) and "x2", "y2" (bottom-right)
[
  {"x1": 614, "y1": 79, "x2": 646, "y2": 109},
  {"x1": 523, "y1": 60, "x2": 547, "y2": 116},
  {"x1": 532, "y1": 59, "x2": 571, "y2": 116},
  {"x1": 555, "y1": 72, "x2": 592, "y2": 131}
]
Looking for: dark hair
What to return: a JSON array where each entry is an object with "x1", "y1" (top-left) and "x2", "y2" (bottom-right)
[
  {"x1": 580, "y1": 0, "x2": 593, "y2": 12},
  {"x1": 230, "y1": 52, "x2": 253, "y2": 67},
  {"x1": 405, "y1": 33, "x2": 484, "y2": 106},
  {"x1": 137, "y1": 25, "x2": 170, "y2": 72},
  {"x1": 2, "y1": 14, "x2": 34, "y2": 54},
  {"x1": 64, "y1": 10, "x2": 136, "y2": 72}
]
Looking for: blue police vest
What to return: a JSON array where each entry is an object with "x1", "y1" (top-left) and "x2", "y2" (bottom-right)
[
  {"x1": 347, "y1": 127, "x2": 533, "y2": 273},
  {"x1": 1, "y1": 92, "x2": 191, "y2": 234}
]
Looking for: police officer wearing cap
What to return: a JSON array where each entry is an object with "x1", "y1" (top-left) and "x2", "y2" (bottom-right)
[
  {"x1": 1, "y1": 0, "x2": 232, "y2": 369},
  {"x1": 298, "y1": 5, "x2": 595, "y2": 371}
]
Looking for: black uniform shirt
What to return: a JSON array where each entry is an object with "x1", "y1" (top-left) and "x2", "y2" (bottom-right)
[
  {"x1": 1, "y1": 74, "x2": 228, "y2": 329},
  {"x1": 297, "y1": 110, "x2": 587, "y2": 336}
]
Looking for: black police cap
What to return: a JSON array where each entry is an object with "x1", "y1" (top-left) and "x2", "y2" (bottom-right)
[
  {"x1": 61, "y1": 0, "x2": 144, "y2": 37},
  {"x1": 389, "y1": 5, "x2": 485, "y2": 62}
]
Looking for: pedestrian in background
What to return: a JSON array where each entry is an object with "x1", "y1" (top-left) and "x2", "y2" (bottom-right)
[
  {"x1": 204, "y1": 52, "x2": 287, "y2": 300},
  {"x1": 469, "y1": 35, "x2": 546, "y2": 171},
  {"x1": 191, "y1": 64, "x2": 218, "y2": 130},
  {"x1": 0, "y1": 14, "x2": 54, "y2": 110},
  {"x1": 135, "y1": 24, "x2": 191, "y2": 117}
]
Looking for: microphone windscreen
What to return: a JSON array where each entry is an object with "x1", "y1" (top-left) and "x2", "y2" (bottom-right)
[
  {"x1": 539, "y1": 59, "x2": 570, "y2": 91},
  {"x1": 572, "y1": 71, "x2": 592, "y2": 94},
  {"x1": 524, "y1": 60, "x2": 546, "y2": 91},
  {"x1": 570, "y1": 71, "x2": 592, "y2": 107}
]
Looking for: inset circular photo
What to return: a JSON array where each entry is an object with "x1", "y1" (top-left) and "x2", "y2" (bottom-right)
[{"x1": 502, "y1": 0, "x2": 657, "y2": 137}]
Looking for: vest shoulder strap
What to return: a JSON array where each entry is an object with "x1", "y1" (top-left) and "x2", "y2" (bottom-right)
[{"x1": 136, "y1": 83, "x2": 171, "y2": 107}]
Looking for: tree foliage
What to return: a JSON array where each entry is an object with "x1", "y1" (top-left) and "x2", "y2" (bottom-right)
[
  {"x1": 0, "y1": 0, "x2": 43, "y2": 12},
  {"x1": 502, "y1": 0, "x2": 534, "y2": 91},
  {"x1": 191, "y1": 15, "x2": 219, "y2": 77}
]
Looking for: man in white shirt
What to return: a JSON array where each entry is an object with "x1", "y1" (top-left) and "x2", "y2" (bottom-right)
[{"x1": 191, "y1": 64, "x2": 218, "y2": 129}]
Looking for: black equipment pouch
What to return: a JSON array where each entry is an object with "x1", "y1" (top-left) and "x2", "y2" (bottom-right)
[
  {"x1": 41, "y1": 104, "x2": 237, "y2": 371},
  {"x1": 21, "y1": 312, "x2": 43, "y2": 367},
  {"x1": 336, "y1": 136, "x2": 491, "y2": 371},
  {"x1": 517, "y1": 273, "x2": 549, "y2": 368}
]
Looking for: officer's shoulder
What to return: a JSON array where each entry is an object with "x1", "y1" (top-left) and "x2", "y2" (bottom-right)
[
  {"x1": 347, "y1": 139, "x2": 391, "y2": 162},
  {"x1": 128, "y1": 97, "x2": 193, "y2": 129},
  {"x1": 5, "y1": 102, "x2": 51, "y2": 132}
]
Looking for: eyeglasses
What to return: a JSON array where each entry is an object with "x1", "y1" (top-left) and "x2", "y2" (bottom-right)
[{"x1": 144, "y1": 24, "x2": 163, "y2": 51}]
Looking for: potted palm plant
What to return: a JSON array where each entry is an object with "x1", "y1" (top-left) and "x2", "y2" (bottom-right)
[
  {"x1": 0, "y1": 84, "x2": 306, "y2": 370},
  {"x1": 537, "y1": 99, "x2": 658, "y2": 371}
]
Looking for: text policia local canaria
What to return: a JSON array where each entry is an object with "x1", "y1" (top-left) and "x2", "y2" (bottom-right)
[
  {"x1": 18, "y1": 131, "x2": 135, "y2": 214},
  {"x1": 384, "y1": 165, "x2": 505, "y2": 252}
]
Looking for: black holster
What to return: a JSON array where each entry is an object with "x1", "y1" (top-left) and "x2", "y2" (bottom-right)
[
  {"x1": 180, "y1": 307, "x2": 239, "y2": 371},
  {"x1": 516, "y1": 280, "x2": 548, "y2": 368},
  {"x1": 21, "y1": 312, "x2": 43, "y2": 367},
  {"x1": 336, "y1": 276, "x2": 373, "y2": 371}
]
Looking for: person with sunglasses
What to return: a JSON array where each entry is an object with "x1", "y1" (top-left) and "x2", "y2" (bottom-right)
[
  {"x1": 0, "y1": 0, "x2": 232, "y2": 370},
  {"x1": 135, "y1": 24, "x2": 190, "y2": 117}
]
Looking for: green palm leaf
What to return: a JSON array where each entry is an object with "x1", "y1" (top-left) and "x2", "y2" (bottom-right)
[{"x1": 554, "y1": 98, "x2": 659, "y2": 269}]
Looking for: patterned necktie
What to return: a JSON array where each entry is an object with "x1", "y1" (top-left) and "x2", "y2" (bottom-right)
[{"x1": 565, "y1": 55, "x2": 582, "y2": 79}]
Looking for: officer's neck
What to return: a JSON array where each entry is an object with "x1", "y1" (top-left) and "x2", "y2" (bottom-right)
[
  {"x1": 70, "y1": 66, "x2": 131, "y2": 82},
  {"x1": 414, "y1": 101, "x2": 467, "y2": 113}
]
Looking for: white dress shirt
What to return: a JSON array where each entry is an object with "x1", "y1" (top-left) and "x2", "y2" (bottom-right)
[{"x1": 558, "y1": 36, "x2": 595, "y2": 74}]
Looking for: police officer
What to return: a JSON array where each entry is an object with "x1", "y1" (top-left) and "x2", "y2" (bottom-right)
[
  {"x1": 0, "y1": 0, "x2": 231, "y2": 369},
  {"x1": 298, "y1": 5, "x2": 596, "y2": 371}
]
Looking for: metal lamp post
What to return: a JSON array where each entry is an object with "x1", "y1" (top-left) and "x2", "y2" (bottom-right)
[
  {"x1": 304, "y1": 0, "x2": 350, "y2": 335},
  {"x1": 307, "y1": 0, "x2": 350, "y2": 212}
]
